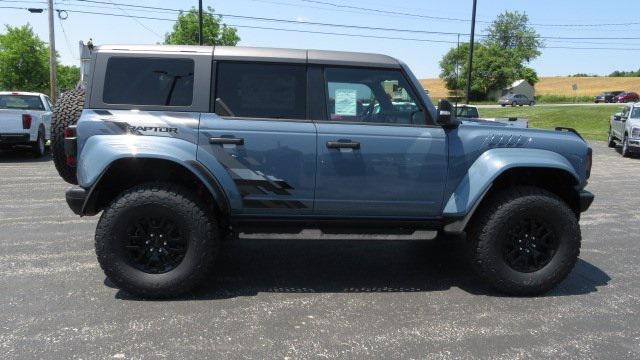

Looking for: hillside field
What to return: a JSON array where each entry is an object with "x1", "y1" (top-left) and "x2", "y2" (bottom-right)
[{"x1": 420, "y1": 77, "x2": 640, "y2": 100}]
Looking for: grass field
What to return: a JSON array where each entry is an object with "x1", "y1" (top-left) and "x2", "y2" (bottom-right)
[
  {"x1": 479, "y1": 105, "x2": 615, "y2": 141},
  {"x1": 420, "y1": 76, "x2": 640, "y2": 100}
]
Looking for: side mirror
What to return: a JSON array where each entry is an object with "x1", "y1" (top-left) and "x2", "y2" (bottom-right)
[
  {"x1": 613, "y1": 112, "x2": 622, "y2": 121},
  {"x1": 436, "y1": 99, "x2": 458, "y2": 127}
]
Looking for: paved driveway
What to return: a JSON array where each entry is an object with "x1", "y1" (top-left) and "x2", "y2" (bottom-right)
[{"x1": 0, "y1": 142, "x2": 638, "y2": 359}]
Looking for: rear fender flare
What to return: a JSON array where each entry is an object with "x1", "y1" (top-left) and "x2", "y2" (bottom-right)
[{"x1": 77, "y1": 135, "x2": 239, "y2": 215}]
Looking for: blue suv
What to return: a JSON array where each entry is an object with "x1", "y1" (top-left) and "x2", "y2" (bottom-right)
[{"x1": 57, "y1": 45, "x2": 594, "y2": 298}]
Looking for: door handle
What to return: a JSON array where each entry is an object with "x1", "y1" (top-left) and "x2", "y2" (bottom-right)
[
  {"x1": 326, "y1": 139, "x2": 360, "y2": 150},
  {"x1": 209, "y1": 136, "x2": 244, "y2": 145}
]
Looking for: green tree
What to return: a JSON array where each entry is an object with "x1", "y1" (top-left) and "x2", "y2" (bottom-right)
[
  {"x1": 0, "y1": 24, "x2": 49, "y2": 93},
  {"x1": 165, "y1": 7, "x2": 240, "y2": 46},
  {"x1": 438, "y1": 11, "x2": 543, "y2": 100},
  {"x1": 57, "y1": 64, "x2": 80, "y2": 91},
  {"x1": 484, "y1": 11, "x2": 542, "y2": 62}
]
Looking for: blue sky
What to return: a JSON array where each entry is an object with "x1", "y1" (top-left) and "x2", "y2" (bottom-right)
[{"x1": 1, "y1": 0, "x2": 639, "y2": 78}]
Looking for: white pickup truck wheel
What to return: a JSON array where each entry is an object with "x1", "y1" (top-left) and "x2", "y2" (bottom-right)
[{"x1": 32, "y1": 126, "x2": 46, "y2": 157}]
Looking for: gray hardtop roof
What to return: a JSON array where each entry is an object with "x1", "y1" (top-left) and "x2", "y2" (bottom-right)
[{"x1": 94, "y1": 45, "x2": 401, "y2": 68}]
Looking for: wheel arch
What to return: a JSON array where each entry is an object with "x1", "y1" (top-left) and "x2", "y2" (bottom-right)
[
  {"x1": 82, "y1": 157, "x2": 230, "y2": 219},
  {"x1": 442, "y1": 148, "x2": 582, "y2": 233}
]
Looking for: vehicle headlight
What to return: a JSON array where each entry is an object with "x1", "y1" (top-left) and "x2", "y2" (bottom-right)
[{"x1": 632, "y1": 127, "x2": 640, "y2": 138}]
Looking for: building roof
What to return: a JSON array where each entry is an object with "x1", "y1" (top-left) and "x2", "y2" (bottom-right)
[
  {"x1": 508, "y1": 79, "x2": 532, "y2": 88},
  {"x1": 94, "y1": 45, "x2": 402, "y2": 68}
]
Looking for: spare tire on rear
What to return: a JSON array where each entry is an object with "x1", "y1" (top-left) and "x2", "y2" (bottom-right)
[{"x1": 51, "y1": 89, "x2": 85, "y2": 185}]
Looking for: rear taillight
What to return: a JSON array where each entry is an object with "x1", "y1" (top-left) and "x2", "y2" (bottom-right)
[
  {"x1": 22, "y1": 114, "x2": 32, "y2": 129},
  {"x1": 64, "y1": 126, "x2": 76, "y2": 138},
  {"x1": 66, "y1": 155, "x2": 76, "y2": 166},
  {"x1": 64, "y1": 125, "x2": 77, "y2": 167},
  {"x1": 585, "y1": 148, "x2": 592, "y2": 179}
]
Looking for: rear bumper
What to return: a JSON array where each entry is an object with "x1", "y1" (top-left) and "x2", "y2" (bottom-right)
[
  {"x1": 65, "y1": 186, "x2": 87, "y2": 215},
  {"x1": 0, "y1": 133, "x2": 30, "y2": 145},
  {"x1": 579, "y1": 190, "x2": 594, "y2": 213}
]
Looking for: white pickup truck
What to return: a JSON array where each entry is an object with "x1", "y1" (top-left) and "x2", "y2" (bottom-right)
[{"x1": 0, "y1": 91, "x2": 53, "y2": 157}]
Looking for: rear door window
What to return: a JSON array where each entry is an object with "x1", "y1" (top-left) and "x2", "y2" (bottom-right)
[
  {"x1": 103, "y1": 57, "x2": 194, "y2": 106},
  {"x1": 214, "y1": 62, "x2": 307, "y2": 120}
]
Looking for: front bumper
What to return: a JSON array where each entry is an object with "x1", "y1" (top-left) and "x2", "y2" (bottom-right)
[
  {"x1": 579, "y1": 190, "x2": 594, "y2": 213},
  {"x1": 0, "y1": 133, "x2": 30, "y2": 145},
  {"x1": 65, "y1": 186, "x2": 87, "y2": 215},
  {"x1": 628, "y1": 138, "x2": 640, "y2": 148}
]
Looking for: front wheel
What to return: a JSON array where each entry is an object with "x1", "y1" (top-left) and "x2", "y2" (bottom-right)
[
  {"x1": 95, "y1": 183, "x2": 219, "y2": 298},
  {"x1": 467, "y1": 186, "x2": 581, "y2": 296}
]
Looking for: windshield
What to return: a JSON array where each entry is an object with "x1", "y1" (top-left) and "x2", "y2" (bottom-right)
[
  {"x1": 631, "y1": 107, "x2": 640, "y2": 119},
  {"x1": 456, "y1": 106, "x2": 479, "y2": 118},
  {"x1": 0, "y1": 95, "x2": 44, "y2": 110}
]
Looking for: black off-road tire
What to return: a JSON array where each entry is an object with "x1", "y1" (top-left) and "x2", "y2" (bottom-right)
[
  {"x1": 467, "y1": 186, "x2": 581, "y2": 296},
  {"x1": 51, "y1": 89, "x2": 85, "y2": 184},
  {"x1": 95, "y1": 183, "x2": 220, "y2": 298},
  {"x1": 31, "y1": 126, "x2": 46, "y2": 157},
  {"x1": 607, "y1": 128, "x2": 617, "y2": 148}
]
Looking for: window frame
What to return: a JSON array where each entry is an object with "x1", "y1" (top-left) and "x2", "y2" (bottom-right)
[
  {"x1": 89, "y1": 52, "x2": 211, "y2": 112},
  {"x1": 316, "y1": 65, "x2": 435, "y2": 128},
  {"x1": 211, "y1": 60, "x2": 310, "y2": 123}
]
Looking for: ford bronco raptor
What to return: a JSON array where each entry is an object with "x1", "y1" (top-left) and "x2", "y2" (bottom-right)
[{"x1": 58, "y1": 45, "x2": 594, "y2": 298}]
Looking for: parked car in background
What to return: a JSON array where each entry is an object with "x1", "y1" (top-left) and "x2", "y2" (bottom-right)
[
  {"x1": 613, "y1": 92, "x2": 640, "y2": 103},
  {"x1": 498, "y1": 93, "x2": 535, "y2": 107},
  {"x1": 594, "y1": 91, "x2": 624, "y2": 103},
  {"x1": 455, "y1": 104, "x2": 528, "y2": 128},
  {"x1": 609, "y1": 103, "x2": 640, "y2": 157},
  {"x1": 0, "y1": 91, "x2": 52, "y2": 157}
]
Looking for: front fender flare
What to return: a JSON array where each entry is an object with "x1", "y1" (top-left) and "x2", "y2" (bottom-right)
[{"x1": 443, "y1": 148, "x2": 580, "y2": 219}]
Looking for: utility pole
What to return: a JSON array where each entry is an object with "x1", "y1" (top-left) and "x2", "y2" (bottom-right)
[
  {"x1": 454, "y1": 33, "x2": 460, "y2": 109},
  {"x1": 465, "y1": 0, "x2": 477, "y2": 104},
  {"x1": 47, "y1": 0, "x2": 57, "y2": 102},
  {"x1": 198, "y1": 0, "x2": 204, "y2": 45}
]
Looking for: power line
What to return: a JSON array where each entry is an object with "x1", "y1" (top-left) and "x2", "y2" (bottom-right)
[
  {"x1": 63, "y1": 0, "x2": 471, "y2": 37},
  {"x1": 8, "y1": 2, "x2": 640, "y2": 50},
  {"x1": 296, "y1": 0, "x2": 477, "y2": 23},
  {"x1": 8, "y1": 0, "x2": 640, "y2": 28},
  {"x1": 104, "y1": 0, "x2": 162, "y2": 38},
  {"x1": 48, "y1": 0, "x2": 640, "y2": 41}
]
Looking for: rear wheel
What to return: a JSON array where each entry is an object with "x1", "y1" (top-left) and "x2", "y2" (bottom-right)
[
  {"x1": 51, "y1": 89, "x2": 85, "y2": 184},
  {"x1": 95, "y1": 183, "x2": 219, "y2": 298},
  {"x1": 607, "y1": 128, "x2": 617, "y2": 148},
  {"x1": 468, "y1": 186, "x2": 580, "y2": 296},
  {"x1": 529, "y1": 101, "x2": 535, "y2": 106},
  {"x1": 622, "y1": 135, "x2": 631, "y2": 157},
  {"x1": 31, "y1": 127, "x2": 46, "y2": 157}
]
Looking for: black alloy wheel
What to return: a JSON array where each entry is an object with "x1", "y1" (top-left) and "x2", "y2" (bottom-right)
[
  {"x1": 124, "y1": 216, "x2": 187, "y2": 274},
  {"x1": 503, "y1": 217, "x2": 558, "y2": 273}
]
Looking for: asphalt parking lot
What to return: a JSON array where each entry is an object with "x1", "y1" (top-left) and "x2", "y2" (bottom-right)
[{"x1": 1, "y1": 141, "x2": 639, "y2": 359}]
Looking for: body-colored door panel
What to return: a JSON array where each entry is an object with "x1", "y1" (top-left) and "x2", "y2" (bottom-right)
[
  {"x1": 198, "y1": 114, "x2": 317, "y2": 215},
  {"x1": 314, "y1": 123, "x2": 447, "y2": 218}
]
